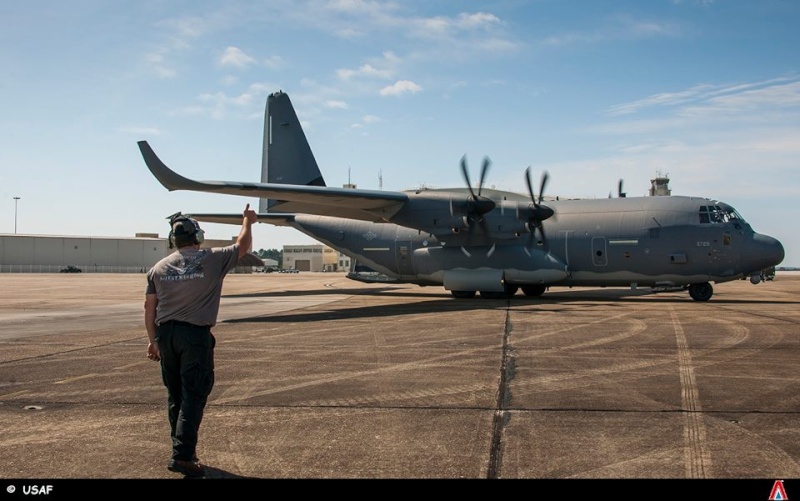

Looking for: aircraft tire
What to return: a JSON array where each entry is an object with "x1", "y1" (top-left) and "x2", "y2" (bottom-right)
[
  {"x1": 480, "y1": 285, "x2": 517, "y2": 299},
  {"x1": 451, "y1": 290, "x2": 477, "y2": 299},
  {"x1": 688, "y1": 282, "x2": 713, "y2": 301},
  {"x1": 521, "y1": 285, "x2": 547, "y2": 297}
]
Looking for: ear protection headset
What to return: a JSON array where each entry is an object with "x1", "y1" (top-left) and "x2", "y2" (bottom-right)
[{"x1": 167, "y1": 212, "x2": 205, "y2": 249}]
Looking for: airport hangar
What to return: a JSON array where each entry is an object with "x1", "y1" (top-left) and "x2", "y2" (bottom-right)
[{"x1": 0, "y1": 233, "x2": 347, "y2": 274}]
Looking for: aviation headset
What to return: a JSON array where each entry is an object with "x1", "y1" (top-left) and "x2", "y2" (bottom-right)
[{"x1": 168, "y1": 212, "x2": 205, "y2": 249}]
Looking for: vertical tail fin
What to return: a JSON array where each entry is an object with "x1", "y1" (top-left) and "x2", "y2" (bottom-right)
[{"x1": 259, "y1": 91, "x2": 326, "y2": 213}]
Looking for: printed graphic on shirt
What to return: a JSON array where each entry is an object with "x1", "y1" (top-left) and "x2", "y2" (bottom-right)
[{"x1": 160, "y1": 250, "x2": 207, "y2": 282}]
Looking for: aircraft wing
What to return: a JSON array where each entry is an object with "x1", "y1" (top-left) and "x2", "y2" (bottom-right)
[{"x1": 138, "y1": 141, "x2": 408, "y2": 222}]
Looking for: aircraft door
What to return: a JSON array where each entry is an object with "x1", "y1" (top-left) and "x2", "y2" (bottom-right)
[
  {"x1": 592, "y1": 237, "x2": 607, "y2": 266},
  {"x1": 395, "y1": 240, "x2": 415, "y2": 276}
]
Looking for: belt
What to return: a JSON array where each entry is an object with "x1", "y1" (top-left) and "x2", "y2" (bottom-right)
[{"x1": 161, "y1": 319, "x2": 207, "y2": 329}]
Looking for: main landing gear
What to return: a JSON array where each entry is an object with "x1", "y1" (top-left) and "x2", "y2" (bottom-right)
[{"x1": 688, "y1": 282, "x2": 713, "y2": 301}]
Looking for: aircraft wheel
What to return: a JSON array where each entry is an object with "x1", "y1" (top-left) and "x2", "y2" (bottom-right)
[
  {"x1": 480, "y1": 286, "x2": 517, "y2": 299},
  {"x1": 451, "y1": 290, "x2": 476, "y2": 299},
  {"x1": 688, "y1": 282, "x2": 713, "y2": 301},
  {"x1": 521, "y1": 285, "x2": 547, "y2": 297}
]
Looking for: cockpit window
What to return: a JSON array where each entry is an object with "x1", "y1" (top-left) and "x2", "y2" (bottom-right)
[
  {"x1": 699, "y1": 206, "x2": 709, "y2": 224},
  {"x1": 698, "y1": 204, "x2": 745, "y2": 224}
]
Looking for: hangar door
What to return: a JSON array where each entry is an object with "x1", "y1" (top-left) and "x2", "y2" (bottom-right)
[{"x1": 295, "y1": 260, "x2": 311, "y2": 271}]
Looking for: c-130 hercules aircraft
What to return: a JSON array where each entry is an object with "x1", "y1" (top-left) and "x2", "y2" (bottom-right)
[{"x1": 138, "y1": 91, "x2": 785, "y2": 301}]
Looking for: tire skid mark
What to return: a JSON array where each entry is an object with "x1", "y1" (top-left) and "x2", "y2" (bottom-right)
[
  {"x1": 218, "y1": 305, "x2": 633, "y2": 403},
  {"x1": 563, "y1": 444, "x2": 684, "y2": 478},
  {"x1": 688, "y1": 317, "x2": 786, "y2": 372},
  {"x1": 510, "y1": 310, "x2": 638, "y2": 345},
  {"x1": 510, "y1": 306, "x2": 761, "y2": 402},
  {"x1": 670, "y1": 305, "x2": 712, "y2": 478},
  {"x1": 512, "y1": 355, "x2": 677, "y2": 393},
  {"x1": 214, "y1": 308, "x2": 636, "y2": 406},
  {"x1": 212, "y1": 331, "x2": 505, "y2": 405},
  {"x1": 300, "y1": 382, "x2": 495, "y2": 407},
  {"x1": 525, "y1": 317, "x2": 649, "y2": 352}
]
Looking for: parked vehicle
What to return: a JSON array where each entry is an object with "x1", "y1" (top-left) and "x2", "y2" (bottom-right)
[{"x1": 60, "y1": 265, "x2": 82, "y2": 273}]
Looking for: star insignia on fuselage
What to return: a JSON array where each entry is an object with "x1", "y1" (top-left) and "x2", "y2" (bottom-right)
[{"x1": 363, "y1": 231, "x2": 378, "y2": 241}]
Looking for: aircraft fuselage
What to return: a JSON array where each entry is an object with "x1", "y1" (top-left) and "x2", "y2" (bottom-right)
[{"x1": 286, "y1": 194, "x2": 784, "y2": 298}]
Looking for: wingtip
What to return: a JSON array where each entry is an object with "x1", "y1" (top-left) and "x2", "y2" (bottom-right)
[{"x1": 137, "y1": 140, "x2": 191, "y2": 191}]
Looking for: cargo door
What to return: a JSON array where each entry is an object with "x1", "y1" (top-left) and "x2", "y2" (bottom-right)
[{"x1": 395, "y1": 241, "x2": 415, "y2": 276}]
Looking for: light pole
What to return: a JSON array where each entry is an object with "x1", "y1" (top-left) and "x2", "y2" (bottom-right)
[{"x1": 13, "y1": 197, "x2": 20, "y2": 234}]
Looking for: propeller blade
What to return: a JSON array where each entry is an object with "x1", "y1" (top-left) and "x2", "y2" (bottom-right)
[
  {"x1": 457, "y1": 155, "x2": 496, "y2": 246},
  {"x1": 460, "y1": 155, "x2": 477, "y2": 200},
  {"x1": 478, "y1": 157, "x2": 491, "y2": 196},
  {"x1": 538, "y1": 223, "x2": 549, "y2": 251},
  {"x1": 525, "y1": 167, "x2": 536, "y2": 207},
  {"x1": 522, "y1": 168, "x2": 554, "y2": 251},
  {"x1": 538, "y1": 171, "x2": 549, "y2": 205}
]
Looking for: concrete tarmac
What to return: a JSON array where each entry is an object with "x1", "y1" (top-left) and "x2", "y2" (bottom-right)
[{"x1": 0, "y1": 272, "x2": 799, "y2": 481}]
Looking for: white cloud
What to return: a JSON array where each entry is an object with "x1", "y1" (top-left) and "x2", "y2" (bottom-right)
[
  {"x1": 326, "y1": 100, "x2": 348, "y2": 109},
  {"x1": 334, "y1": 27, "x2": 364, "y2": 38},
  {"x1": 172, "y1": 83, "x2": 273, "y2": 119},
  {"x1": 607, "y1": 85, "x2": 716, "y2": 116},
  {"x1": 263, "y1": 55, "x2": 285, "y2": 69},
  {"x1": 379, "y1": 80, "x2": 422, "y2": 96},
  {"x1": 337, "y1": 63, "x2": 393, "y2": 80},
  {"x1": 145, "y1": 51, "x2": 177, "y2": 79},
  {"x1": 456, "y1": 12, "x2": 501, "y2": 29},
  {"x1": 220, "y1": 75, "x2": 239, "y2": 86},
  {"x1": 543, "y1": 14, "x2": 680, "y2": 47},
  {"x1": 219, "y1": 46, "x2": 256, "y2": 68},
  {"x1": 199, "y1": 91, "x2": 253, "y2": 107},
  {"x1": 363, "y1": 115, "x2": 380, "y2": 123},
  {"x1": 607, "y1": 78, "x2": 800, "y2": 118},
  {"x1": 412, "y1": 11, "x2": 500, "y2": 38},
  {"x1": 161, "y1": 16, "x2": 211, "y2": 39}
]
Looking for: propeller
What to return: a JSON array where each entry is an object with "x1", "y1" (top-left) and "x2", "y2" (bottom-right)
[
  {"x1": 524, "y1": 167, "x2": 554, "y2": 250},
  {"x1": 609, "y1": 179, "x2": 626, "y2": 198},
  {"x1": 459, "y1": 155, "x2": 496, "y2": 239}
]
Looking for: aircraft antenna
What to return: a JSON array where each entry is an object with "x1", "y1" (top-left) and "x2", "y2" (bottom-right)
[{"x1": 379, "y1": 169, "x2": 383, "y2": 190}]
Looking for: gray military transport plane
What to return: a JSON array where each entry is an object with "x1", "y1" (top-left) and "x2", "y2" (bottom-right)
[{"x1": 137, "y1": 91, "x2": 785, "y2": 301}]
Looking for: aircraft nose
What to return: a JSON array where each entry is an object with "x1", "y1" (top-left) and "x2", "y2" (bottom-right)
[{"x1": 750, "y1": 233, "x2": 785, "y2": 270}]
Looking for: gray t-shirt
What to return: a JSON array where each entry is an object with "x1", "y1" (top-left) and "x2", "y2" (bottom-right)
[{"x1": 146, "y1": 244, "x2": 240, "y2": 326}]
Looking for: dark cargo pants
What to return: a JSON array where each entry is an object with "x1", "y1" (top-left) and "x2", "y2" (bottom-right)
[{"x1": 156, "y1": 321, "x2": 216, "y2": 462}]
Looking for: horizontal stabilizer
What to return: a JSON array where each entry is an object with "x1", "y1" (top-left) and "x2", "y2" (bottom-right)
[{"x1": 187, "y1": 212, "x2": 296, "y2": 227}]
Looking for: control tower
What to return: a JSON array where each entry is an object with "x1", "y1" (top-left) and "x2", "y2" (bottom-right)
[{"x1": 649, "y1": 171, "x2": 671, "y2": 196}]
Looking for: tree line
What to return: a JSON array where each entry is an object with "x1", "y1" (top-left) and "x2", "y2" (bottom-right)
[{"x1": 255, "y1": 248, "x2": 282, "y2": 267}]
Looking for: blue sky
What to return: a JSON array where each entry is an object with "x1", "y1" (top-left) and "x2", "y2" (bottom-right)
[{"x1": 1, "y1": 0, "x2": 798, "y2": 265}]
